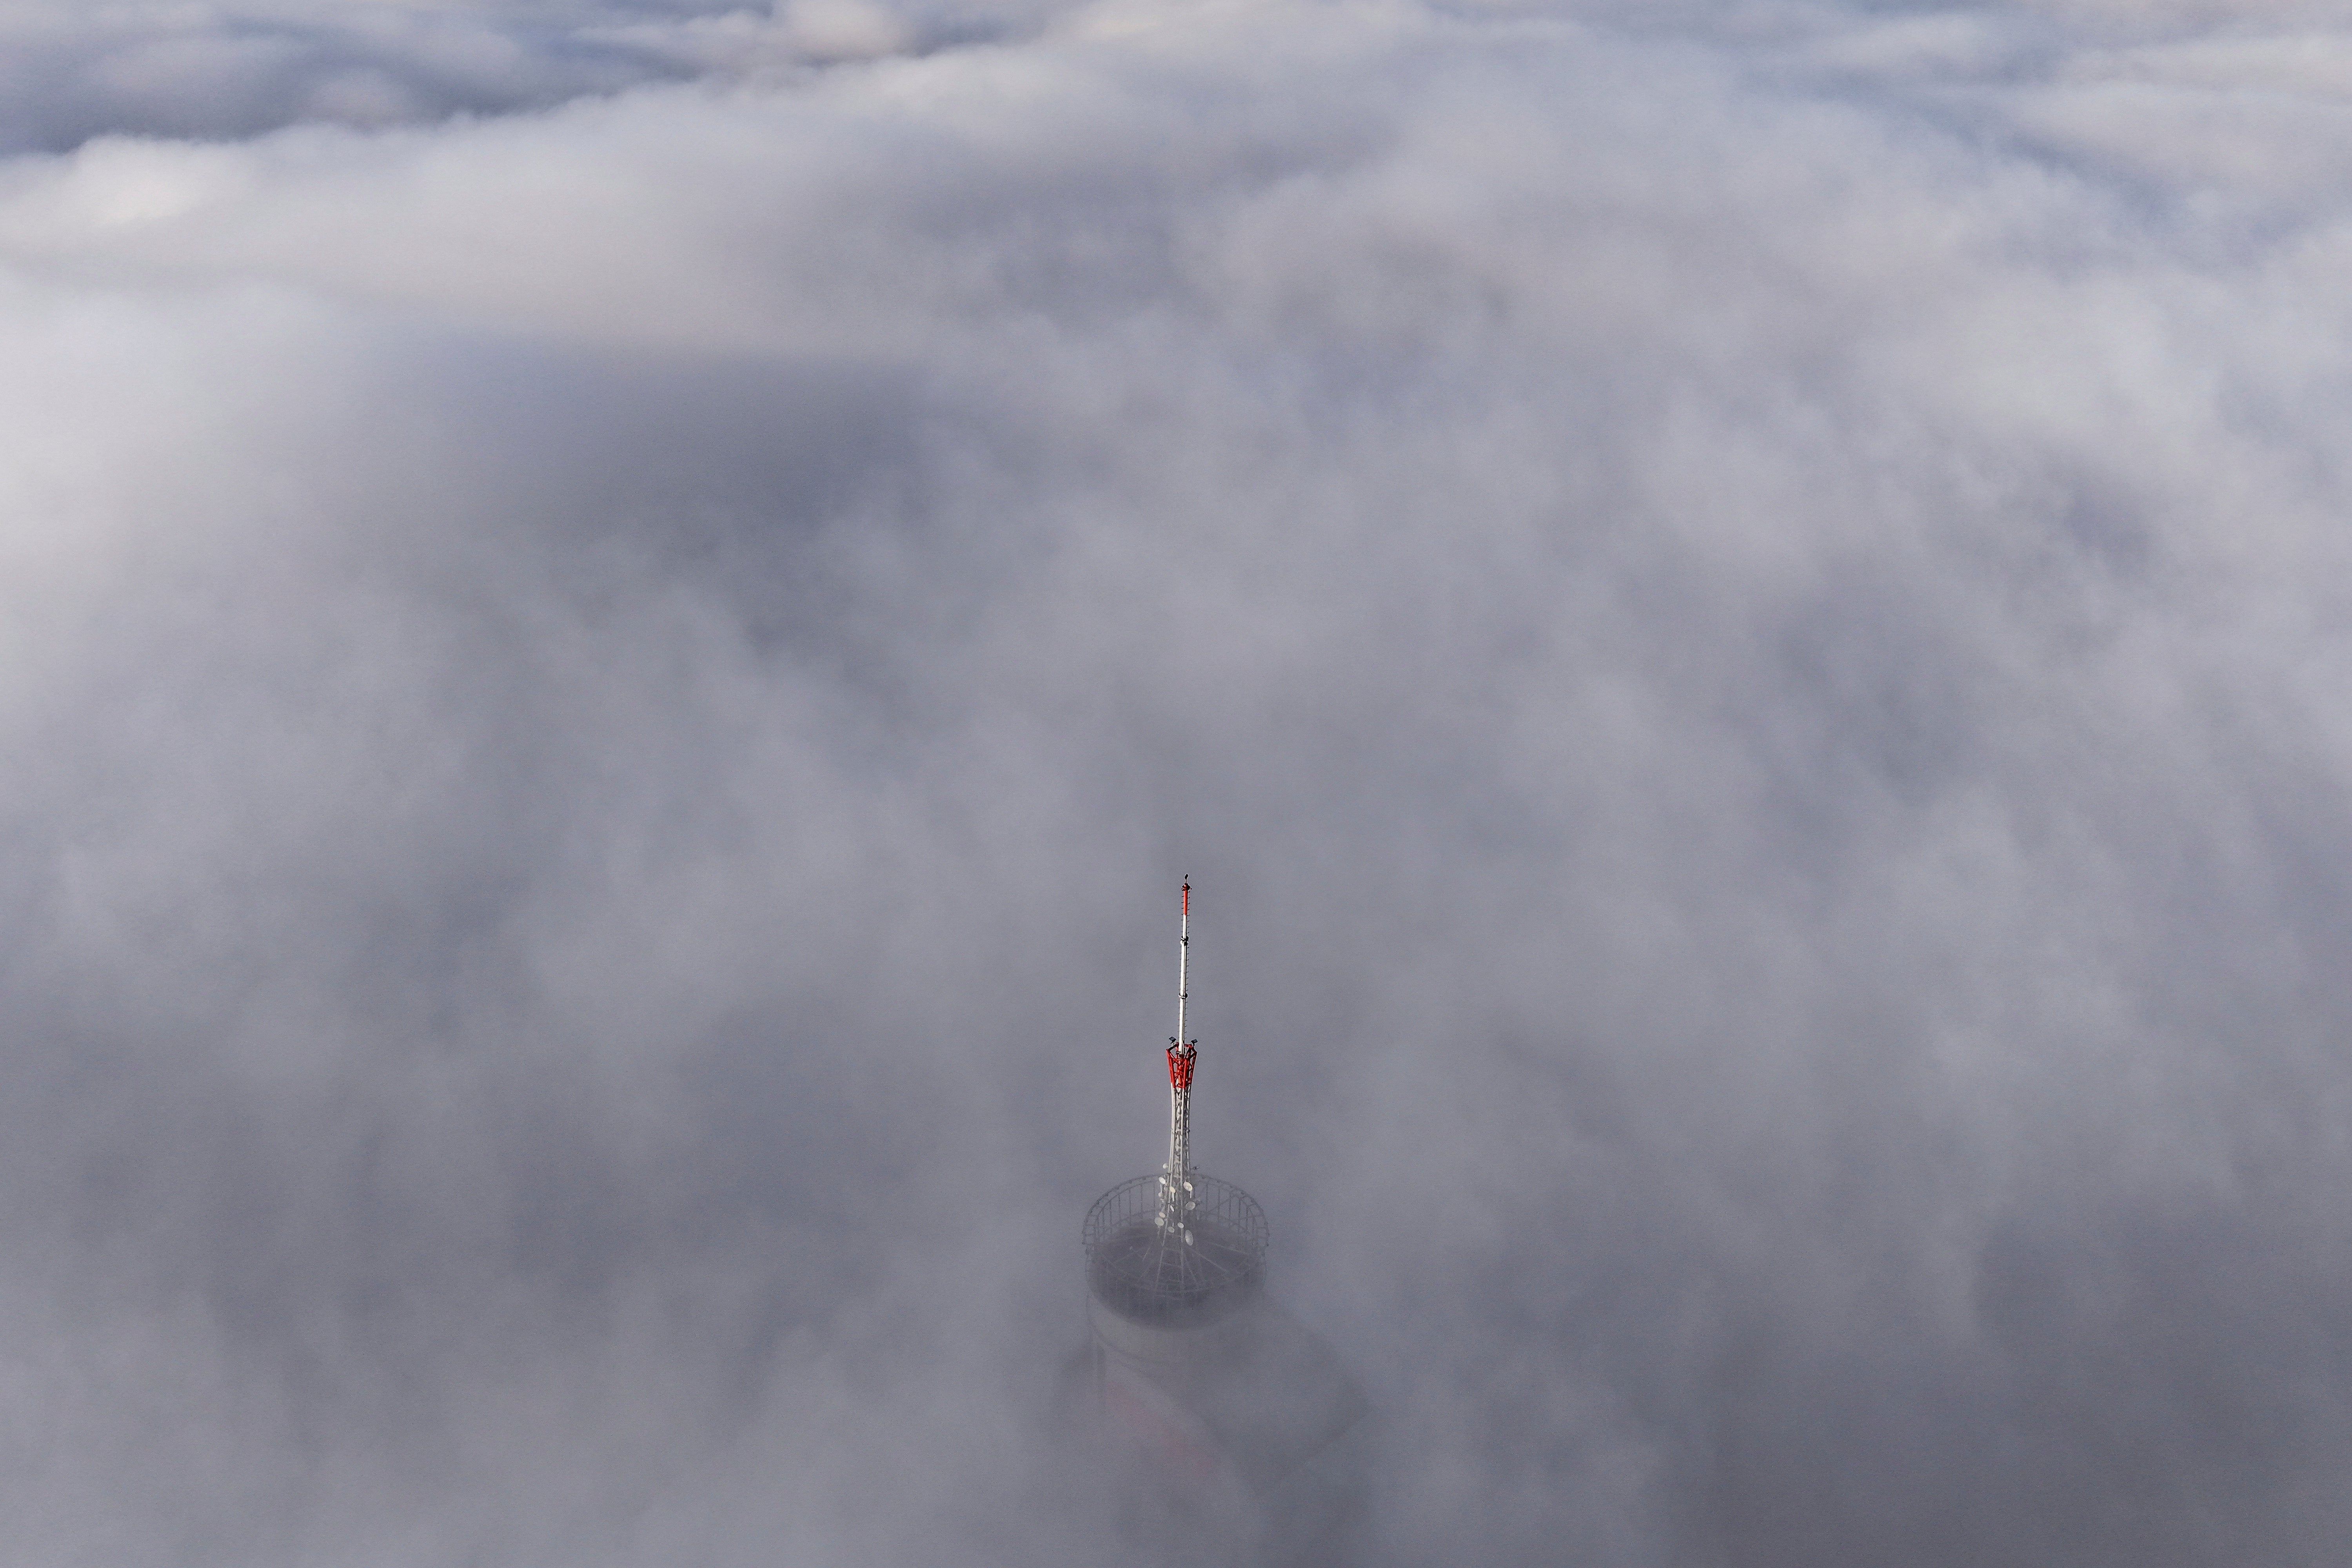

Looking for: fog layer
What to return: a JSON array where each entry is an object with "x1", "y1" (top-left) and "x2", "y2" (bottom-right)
[{"x1": 5, "y1": 0, "x2": 2352, "y2": 1563}]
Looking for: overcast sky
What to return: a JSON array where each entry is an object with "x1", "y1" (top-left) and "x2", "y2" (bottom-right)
[{"x1": 5, "y1": 0, "x2": 2352, "y2": 1563}]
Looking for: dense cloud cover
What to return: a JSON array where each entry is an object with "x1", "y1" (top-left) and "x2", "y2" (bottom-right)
[{"x1": 7, "y1": 0, "x2": 2352, "y2": 1561}]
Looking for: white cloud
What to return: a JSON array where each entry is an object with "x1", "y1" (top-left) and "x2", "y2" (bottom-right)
[{"x1": 4, "y1": 0, "x2": 2352, "y2": 1562}]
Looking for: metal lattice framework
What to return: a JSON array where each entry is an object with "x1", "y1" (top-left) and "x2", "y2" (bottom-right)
[
  {"x1": 1085, "y1": 1171, "x2": 1268, "y2": 1321},
  {"x1": 1160, "y1": 882, "x2": 1197, "y2": 1236}
]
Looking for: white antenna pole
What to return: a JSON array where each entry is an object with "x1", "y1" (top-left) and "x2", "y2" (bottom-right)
[
  {"x1": 1161, "y1": 880, "x2": 1198, "y2": 1242},
  {"x1": 1177, "y1": 878, "x2": 1190, "y2": 1052}
]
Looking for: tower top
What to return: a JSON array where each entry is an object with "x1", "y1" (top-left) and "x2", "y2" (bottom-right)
[
  {"x1": 1081, "y1": 879, "x2": 1267, "y2": 1324},
  {"x1": 1164, "y1": 879, "x2": 1199, "y2": 1224}
]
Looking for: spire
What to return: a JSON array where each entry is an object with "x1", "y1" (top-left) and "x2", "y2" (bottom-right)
[
  {"x1": 1160, "y1": 880, "x2": 1198, "y2": 1242},
  {"x1": 1081, "y1": 877, "x2": 1268, "y2": 1322}
]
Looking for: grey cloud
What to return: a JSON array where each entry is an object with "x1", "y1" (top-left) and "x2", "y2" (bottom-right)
[
  {"x1": 0, "y1": 4, "x2": 702, "y2": 152},
  {"x1": 4, "y1": 0, "x2": 2352, "y2": 1564},
  {"x1": 0, "y1": 0, "x2": 1051, "y2": 154}
]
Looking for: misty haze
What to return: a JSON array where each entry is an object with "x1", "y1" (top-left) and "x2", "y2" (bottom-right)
[{"x1": 4, "y1": 0, "x2": 2352, "y2": 1563}]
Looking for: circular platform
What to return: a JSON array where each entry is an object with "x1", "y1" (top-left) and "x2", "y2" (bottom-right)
[{"x1": 1084, "y1": 1172, "x2": 1268, "y2": 1323}]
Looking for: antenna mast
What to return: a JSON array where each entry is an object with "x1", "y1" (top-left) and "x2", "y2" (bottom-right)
[
  {"x1": 1161, "y1": 880, "x2": 1198, "y2": 1242},
  {"x1": 1082, "y1": 877, "x2": 1267, "y2": 1324}
]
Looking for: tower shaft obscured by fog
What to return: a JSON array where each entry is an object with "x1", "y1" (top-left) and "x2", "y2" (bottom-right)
[{"x1": 1080, "y1": 884, "x2": 1365, "y2": 1566}]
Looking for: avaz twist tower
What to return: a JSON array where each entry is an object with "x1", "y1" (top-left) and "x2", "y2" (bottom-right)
[{"x1": 1073, "y1": 882, "x2": 1366, "y2": 1567}]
